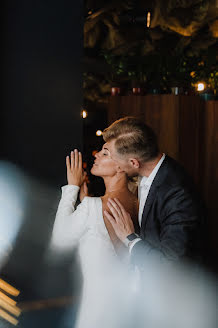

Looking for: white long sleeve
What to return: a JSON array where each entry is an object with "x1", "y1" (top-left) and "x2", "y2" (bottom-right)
[{"x1": 51, "y1": 185, "x2": 89, "y2": 252}]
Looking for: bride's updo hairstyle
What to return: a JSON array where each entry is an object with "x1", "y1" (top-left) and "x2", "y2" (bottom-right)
[{"x1": 102, "y1": 117, "x2": 159, "y2": 162}]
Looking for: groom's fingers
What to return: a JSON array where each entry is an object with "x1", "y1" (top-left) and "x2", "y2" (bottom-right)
[
  {"x1": 104, "y1": 210, "x2": 116, "y2": 227},
  {"x1": 107, "y1": 198, "x2": 122, "y2": 217},
  {"x1": 114, "y1": 198, "x2": 128, "y2": 218},
  {"x1": 107, "y1": 200, "x2": 122, "y2": 220},
  {"x1": 106, "y1": 203, "x2": 118, "y2": 221}
]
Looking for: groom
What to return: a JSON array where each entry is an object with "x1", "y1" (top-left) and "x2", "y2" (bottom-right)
[{"x1": 103, "y1": 117, "x2": 204, "y2": 266}]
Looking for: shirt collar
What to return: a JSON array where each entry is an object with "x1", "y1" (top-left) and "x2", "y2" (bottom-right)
[{"x1": 139, "y1": 153, "x2": 165, "y2": 188}]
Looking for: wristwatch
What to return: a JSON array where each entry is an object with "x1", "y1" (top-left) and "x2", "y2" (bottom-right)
[{"x1": 123, "y1": 233, "x2": 139, "y2": 248}]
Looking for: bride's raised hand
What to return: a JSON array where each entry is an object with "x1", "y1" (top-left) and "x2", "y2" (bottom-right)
[{"x1": 66, "y1": 149, "x2": 86, "y2": 187}]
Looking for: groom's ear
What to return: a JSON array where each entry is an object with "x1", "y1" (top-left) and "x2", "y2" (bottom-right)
[{"x1": 130, "y1": 158, "x2": 140, "y2": 169}]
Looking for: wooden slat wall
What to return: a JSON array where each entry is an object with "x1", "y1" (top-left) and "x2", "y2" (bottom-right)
[
  {"x1": 178, "y1": 96, "x2": 204, "y2": 186},
  {"x1": 202, "y1": 101, "x2": 218, "y2": 261}
]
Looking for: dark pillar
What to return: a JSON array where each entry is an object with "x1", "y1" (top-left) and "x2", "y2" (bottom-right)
[{"x1": 2, "y1": 0, "x2": 83, "y2": 185}]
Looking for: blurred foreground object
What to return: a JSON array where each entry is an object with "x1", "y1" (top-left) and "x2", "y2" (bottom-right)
[
  {"x1": 0, "y1": 161, "x2": 27, "y2": 269},
  {"x1": 0, "y1": 278, "x2": 21, "y2": 326}
]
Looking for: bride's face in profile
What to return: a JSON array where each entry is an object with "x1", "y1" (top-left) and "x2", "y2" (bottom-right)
[{"x1": 90, "y1": 144, "x2": 120, "y2": 178}]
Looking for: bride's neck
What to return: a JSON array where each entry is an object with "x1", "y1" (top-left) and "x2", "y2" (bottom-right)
[{"x1": 103, "y1": 175, "x2": 128, "y2": 196}]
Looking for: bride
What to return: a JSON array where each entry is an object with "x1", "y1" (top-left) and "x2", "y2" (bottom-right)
[{"x1": 51, "y1": 146, "x2": 138, "y2": 328}]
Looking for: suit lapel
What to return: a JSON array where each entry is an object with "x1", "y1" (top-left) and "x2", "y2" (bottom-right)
[
  {"x1": 140, "y1": 156, "x2": 169, "y2": 232},
  {"x1": 140, "y1": 182, "x2": 159, "y2": 232}
]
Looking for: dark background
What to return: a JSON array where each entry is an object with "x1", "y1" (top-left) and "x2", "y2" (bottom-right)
[
  {"x1": 1, "y1": 1, "x2": 83, "y2": 327},
  {"x1": 1, "y1": 0, "x2": 83, "y2": 186}
]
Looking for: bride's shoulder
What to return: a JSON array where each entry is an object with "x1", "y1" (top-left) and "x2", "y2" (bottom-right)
[
  {"x1": 81, "y1": 195, "x2": 101, "y2": 206},
  {"x1": 80, "y1": 196, "x2": 102, "y2": 217}
]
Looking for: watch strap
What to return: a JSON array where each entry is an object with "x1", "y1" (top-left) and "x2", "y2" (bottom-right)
[{"x1": 123, "y1": 233, "x2": 139, "y2": 247}]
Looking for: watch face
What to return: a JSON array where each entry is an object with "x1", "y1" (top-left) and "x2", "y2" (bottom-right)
[{"x1": 127, "y1": 233, "x2": 137, "y2": 241}]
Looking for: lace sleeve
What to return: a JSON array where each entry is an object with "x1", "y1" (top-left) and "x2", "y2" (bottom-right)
[{"x1": 50, "y1": 185, "x2": 89, "y2": 252}]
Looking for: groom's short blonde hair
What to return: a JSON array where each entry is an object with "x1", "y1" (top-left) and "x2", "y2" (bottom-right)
[{"x1": 103, "y1": 117, "x2": 159, "y2": 162}]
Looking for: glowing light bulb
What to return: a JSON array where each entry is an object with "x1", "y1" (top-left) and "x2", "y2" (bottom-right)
[
  {"x1": 82, "y1": 110, "x2": 88, "y2": 119},
  {"x1": 197, "y1": 83, "x2": 205, "y2": 92},
  {"x1": 96, "y1": 130, "x2": 102, "y2": 137}
]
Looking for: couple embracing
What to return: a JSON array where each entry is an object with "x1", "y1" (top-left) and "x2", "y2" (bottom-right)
[{"x1": 51, "y1": 117, "x2": 203, "y2": 328}]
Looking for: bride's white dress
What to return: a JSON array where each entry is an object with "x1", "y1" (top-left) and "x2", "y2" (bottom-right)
[{"x1": 51, "y1": 185, "x2": 131, "y2": 328}]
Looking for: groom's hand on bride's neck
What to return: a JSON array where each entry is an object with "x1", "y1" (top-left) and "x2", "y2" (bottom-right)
[{"x1": 104, "y1": 198, "x2": 135, "y2": 242}]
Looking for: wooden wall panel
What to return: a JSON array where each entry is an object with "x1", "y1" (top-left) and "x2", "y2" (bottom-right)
[
  {"x1": 156, "y1": 96, "x2": 179, "y2": 160},
  {"x1": 178, "y1": 96, "x2": 204, "y2": 186},
  {"x1": 202, "y1": 101, "x2": 218, "y2": 206},
  {"x1": 202, "y1": 101, "x2": 218, "y2": 256}
]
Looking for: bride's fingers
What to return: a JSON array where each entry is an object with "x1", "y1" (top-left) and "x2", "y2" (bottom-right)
[
  {"x1": 71, "y1": 151, "x2": 74, "y2": 170},
  {"x1": 66, "y1": 156, "x2": 71, "y2": 170},
  {"x1": 78, "y1": 152, "x2": 82, "y2": 170},
  {"x1": 73, "y1": 149, "x2": 78, "y2": 168}
]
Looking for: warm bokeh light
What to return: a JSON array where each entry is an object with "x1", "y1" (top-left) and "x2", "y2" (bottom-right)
[
  {"x1": 96, "y1": 130, "x2": 102, "y2": 137},
  {"x1": 82, "y1": 110, "x2": 88, "y2": 119},
  {"x1": 147, "y1": 12, "x2": 151, "y2": 28},
  {"x1": 83, "y1": 162, "x2": 87, "y2": 169},
  {"x1": 92, "y1": 150, "x2": 98, "y2": 157},
  {"x1": 0, "y1": 278, "x2": 21, "y2": 326},
  {"x1": 0, "y1": 279, "x2": 20, "y2": 297},
  {"x1": 0, "y1": 291, "x2": 16, "y2": 306},
  {"x1": 0, "y1": 308, "x2": 18, "y2": 326},
  {"x1": 111, "y1": 87, "x2": 121, "y2": 96},
  {"x1": 197, "y1": 83, "x2": 205, "y2": 91}
]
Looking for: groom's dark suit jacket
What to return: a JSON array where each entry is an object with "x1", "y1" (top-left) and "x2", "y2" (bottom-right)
[{"x1": 131, "y1": 155, "x2": 204, "y2": 266}]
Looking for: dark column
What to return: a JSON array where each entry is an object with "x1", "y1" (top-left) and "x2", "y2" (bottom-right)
[
  {"x1": 0, "y1": 1, "x2": 83, "y2": 310},
  {"x1": 2, "y1": 0, "x2": 83, "y2": 185}
]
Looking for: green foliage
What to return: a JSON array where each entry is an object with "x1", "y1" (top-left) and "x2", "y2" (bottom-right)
[
  {"x1": 101, "y1": 48, "x2": 217, "y2": 93},
  {"x1": 84, "y1": 0, "x2": 217, "y2": 101}
]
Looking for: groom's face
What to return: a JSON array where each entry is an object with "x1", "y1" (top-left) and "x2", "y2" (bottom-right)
[{"x1": 106, "y1": 139, "x2": 140, "y2": 177}]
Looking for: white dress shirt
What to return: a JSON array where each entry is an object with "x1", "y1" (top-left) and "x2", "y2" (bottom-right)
[{"x1": 129, "y1": 153, "x2": 166, "y2": 252}]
